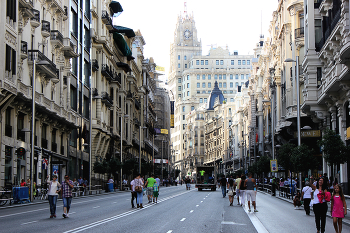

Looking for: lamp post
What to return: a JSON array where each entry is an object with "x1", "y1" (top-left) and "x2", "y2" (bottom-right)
[
  {"x1": 30, "y1": 59, "x2": 50, "y2": 202},
  {"x1": 139, "y1": 126, "x2": 147, "y2": 174},
  {"x1": 120, "y1": 114, "x2": 129, "y2": 190}
]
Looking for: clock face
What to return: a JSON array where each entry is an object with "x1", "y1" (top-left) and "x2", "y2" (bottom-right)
[{"x1": 184, "y1": 29, "x2": 191, "y2": 39}]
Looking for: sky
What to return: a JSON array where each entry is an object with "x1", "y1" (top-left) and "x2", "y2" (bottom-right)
[{"x1": 115, "y1": 0, "x2": 278, "y2": 79}]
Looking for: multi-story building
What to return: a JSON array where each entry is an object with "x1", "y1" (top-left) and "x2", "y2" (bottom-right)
[{"x1": 168, "y1": 10, "x2": 253, "y2": 178}]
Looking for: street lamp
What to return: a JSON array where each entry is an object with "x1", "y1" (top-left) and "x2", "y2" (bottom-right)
[
  {"x1": 139, "y1": 126, "x2": 147, "y2": 174},
  {"x1": 284, "y1": 57, "x2": 301, "y2": 147},
  {"x1": 120, "y1": 114, "x2": 129, "y2": 190},
  {"x1": 30, "y1": 59, "x2": 50, "y2": 202}
]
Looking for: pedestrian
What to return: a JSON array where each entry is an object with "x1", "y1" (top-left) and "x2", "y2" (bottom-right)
[
  {"x1": 239, "y1": 174, "x2": 247, "y2": 207},
  {"x1": 220, "y1": 175, "x2": 227, "y2": 198},
  {"x1": 331, "y1": 184, "x2": 347, "y2": 233},
  {"x1": 144, "y1": 174, "x2": 157, "y2": 203},
  {"x1": 153, "y1": 181, "x2": 159, "y2": 203},
  {"x1": 155, "y1": 175, "x2": 161, "y2": 187},
  {"x1": 108, "y1": 177, "x2": 114, "y2": 183},
  {"x1": 245, "y1": 173, "x2": 258, "y2": 212},
  {"x1": 134, "y1": 174, "x2": 144, "y2": 208},
  {"x1": 61, "y1": 175, "x2": 74, "y2": 218},
  {"x1": 301, "y1": 181, "x2": 312, "y2": 215},
  {"x1": 311, "y1": 176, "x2": 330, "y2": 233},
  {"x1": 235, "y1": 175, "x2": 241, "y2": 205},
  {"x1": 293, "y1": 191, "x2": 302, "y2": 209},
  {"x1": 130, "y1": 175, "x2": 137, "y2": 208},
  {"x1": 185, "y1": 176, "x2": 191, "y2": 190},
  {"x1": 78, "y1": 177, "x2": 83, "y2": 185},
  {"x1": 227, "y1": 178, "x2": 236, "y2": 206},
  {"x1": 20, "y1": 179, "x2": 27, "y2": 186},
  {"x1": 46, "y1": 175, "x2": 61, "y2": 218}
]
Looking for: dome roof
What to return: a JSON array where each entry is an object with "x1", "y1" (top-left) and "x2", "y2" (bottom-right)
[{"x1": 208, "y1": 81, "x2": 224, "y2": 110}]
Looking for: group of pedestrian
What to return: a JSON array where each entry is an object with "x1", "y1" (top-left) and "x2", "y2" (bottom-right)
[
  {"x1": 130, "y1": 174, "x2": 160, "y2": 208},
  {"x1": 220, "y1": 173, "x2": 258, "y2": 213}
]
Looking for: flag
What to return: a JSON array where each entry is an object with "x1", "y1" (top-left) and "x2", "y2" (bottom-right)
[{"x1": 42, "y1": 158, "x2": 48, "y2": 169}]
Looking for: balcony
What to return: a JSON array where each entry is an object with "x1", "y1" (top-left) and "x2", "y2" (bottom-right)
[
  {"x1": 101, "y1": 92, "x2": 113, "y2": 106},
  {"x1": 62, "y1": 37, "x2": 79, "y2": 58},
  {"x1": 50, "y1": 30, "x2": 64, "y2": 47},
  {"x1": 112, "y1": 72, "x2": 121, "y2": 84},
  {"x1": 101, "y1": 64, "x2": 113, "y2": 79},
  {"x1": 42, "y1": 138, "x2": 48, "y2": 149},
  {"x1": 92, "y1": 88, "x2": 98, "y2": 97},
  {"x1": 19, "y1": 0, "x2": 34, "y2": 9},
  {"x1": 52, "y1": 142, "x2": 57, "y2": 153},
  {"x1": 295, "y1": 27, "x2": 304, "y2": 39},
  {"x1": 28, "y1": 50, "x2": 58, "y2": 79},
  {"x1": 101, "y1": 10, "x2": 113, "y2": 30},
  {"x1": 5, "y1": 125, "x2": 12, "y2": 137},
  {"x1": 92, "y1": 59, "x2": 99, "y2": 71},
  {"x1": 21, "y1": 41, "x2": 28, "y2": 59},
  {"x1": 30, "y1": 9, "x2": 40, "y2": 28},
  {"x1": 41, "y1": 20, "x2": 50, "y2": 37}
]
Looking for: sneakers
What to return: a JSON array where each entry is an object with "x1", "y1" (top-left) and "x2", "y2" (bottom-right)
[
  {"x1": 50, "y1": 215, "x2": 53, "y2": 218},
  {"x1": 63, "y1": 214, "x2": 67, "y2": 218},
  {"x1": 53, "y1": 214, "x2": 56, "y2": 218},
  {"x1": 248, "y1": 209, "x2": 251, "y2": 212},
  {"x1": 254, "y1": 209, "x2": 258, "y2": 212}
]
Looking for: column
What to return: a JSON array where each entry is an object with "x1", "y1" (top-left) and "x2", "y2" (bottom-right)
[{"x1": 258, "y1": 93, "x2": 264, "y2": 154}]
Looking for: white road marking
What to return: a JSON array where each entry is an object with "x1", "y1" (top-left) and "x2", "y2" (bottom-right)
[
  {"x1": 180, "y1": 218, "x2": 186, "y2": 222},
  {"x1": 113, "y1": 202, "x2": 117, "y2": 204},
  {"x1": 69, "y1": 212, "x2": 76, "y2": 215},
  {"x1": 196, "y1": 205, "x2": 199, "y2": 207},
  {"x1": 92, "y1": 206, "x2": 100, "y2": 209},
  {"x1": 221, "y1": 221, "x2": 246, "y2": 226},
  {"x1": 190, "y1": 210, "x2": 194, "y2": 213},
  {"x1": 167, "y1": 231, "x2": 173, "y2": 233},
  {"x1": 244, "y1": 207, "x2": 269, "y2": 233},
  {"x1": 21, "y1": 221, "x2": 37, "y2": 225},
  {"x1": 200, "y1": 201, "x2": 203, "y2": 203}
]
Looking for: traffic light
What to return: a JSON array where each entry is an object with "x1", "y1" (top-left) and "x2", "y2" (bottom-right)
[{"x1": 17, "y1": 147, "x2": 26, "y2": 159}]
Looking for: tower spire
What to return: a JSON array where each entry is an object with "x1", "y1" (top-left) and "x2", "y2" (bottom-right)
[{"x1": 184, "y1": 2, "x2": 187, "y2": 15}]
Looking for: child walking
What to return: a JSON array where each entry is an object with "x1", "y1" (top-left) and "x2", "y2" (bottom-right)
[
  {"x1": 331, "y1": 184, "x2": 347, "y2": 233},
  {"x1": 153, "y1": 182, "x2": 159, "y2": 203}
]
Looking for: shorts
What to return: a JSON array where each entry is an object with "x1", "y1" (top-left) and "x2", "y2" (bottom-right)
[
  {"x1": 62, "y1": 197, "x2": 72, "y2": 208},
  {"x1": 236, "y1": 189, "x2": 240, "y2": 196},
  {"x1": 147, "y1": 187, "x2": 153, "y2": 195},
  {"x1": 153, "y1": 191, "x2": 159, "y2": 198},
  {"x1": 246, "y1": 190, "x2": 256, "y2": 202},
  {"x1": 186, "y1": 183, "x2": 191, "y2": 188}
]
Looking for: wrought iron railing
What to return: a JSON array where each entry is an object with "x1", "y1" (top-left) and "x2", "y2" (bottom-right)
[
  {"x1": 92, "y1": 59, "x2": 99, "y2": 71},
  {"x1": 50, "y1": 30, "x2": 63, "y2": 44},
  {"x1": 21, "y1": 41, "x2": 28, "y2": 54},
  {"x1": 295, "y1": 27, "x2": 304, "y2": 39},
  {"x1": 31, "y1": 9, "x2": 40, "y2": 22},
  {"x1": 41, "y1": 20, "x2": 50, "y2": 33}
]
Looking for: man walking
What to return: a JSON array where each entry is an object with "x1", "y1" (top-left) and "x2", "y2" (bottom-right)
[
  {"x1": 130, "y1": 175, "x2": 137, "y2": 208},
  {"x1": 62, "y1": 175, "x2": 74, "y2": 218},
  {"x1": 235, "y1": 175, "x2": 241, "y2": 205},
  {"x1": 144, "y1": 174, "x2": 157, "y2": 203},
  {"x1": 220, "y1": 175, "x2": 227, "y2": 198},
  {"x1": 244, "y1": 173, "x2": 258, "y2": 212}
]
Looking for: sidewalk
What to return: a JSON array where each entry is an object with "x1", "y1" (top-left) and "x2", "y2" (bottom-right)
[{"x1": 259, "y1": 189, "x2": 350, "y2": 226}]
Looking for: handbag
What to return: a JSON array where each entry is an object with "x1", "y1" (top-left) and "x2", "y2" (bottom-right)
[{"x1": 135, "y1": 186, "x2": 142, "y2": 193}]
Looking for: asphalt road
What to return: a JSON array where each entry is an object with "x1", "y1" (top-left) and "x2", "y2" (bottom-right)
[{"x1": 1, "y1": 185, "x2": 349, "y2": 233}]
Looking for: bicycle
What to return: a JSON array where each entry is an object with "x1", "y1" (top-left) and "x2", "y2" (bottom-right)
[
  {"x1": 0, "y1": 187, "x2": 12, "y2": 206},
  {"x1": 37, "y1": 188, "x2": 48, "y2": 200}
]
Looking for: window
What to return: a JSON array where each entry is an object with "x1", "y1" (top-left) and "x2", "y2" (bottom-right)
[
  {"x1": 187, "y1": 83, "x2": 190, "y2": 88},
  {"x1": 215, "y1": 75, "x2": 218, "y2": 80},
  {"x1": 220, "y1": 60, "x2": 224, "y2": 65},
  {"x1": 223, "y1": 82, "x2": 226, "y2": 88},
  {"x1": 208, "y1": 74, "x2": 211, "y2": 80},
  {"x1": 178, "y1": 78, "x2": 182, "y2": 83},
  {"x1": 5, "y1": 146, "x2": 12, "y2": 185},
  {"x1": 184, "y1": 55, "x2": 187, "y2": 60},
  {"x1": 247, "y1": 60, "x2": 250, "y2": 65},
  {"x1": 205, "y1": 60, "x2": 208, "y2": 65},
  {"x1": 199, "y1": 98, "x2": 203, "y2": 103},
  {"x1": 84, "y1": 60, "x2": 90, "y2": 86},
  {"x1": 201, "y1": 60, "x2": 204, "y2": 65},
  {"x1": 185, "y1": 64, "x2": 187, "y2": 68},
  {"x1": 230, "y1": 98, "x2": 234, "y2": 102},
  {"x1": 191, "y1": 106, "x2": 195, "y2": 111},
  {"x1": 178, "y1": 55, "x2": 180, "y2": 60},
  {"x1": 241, "y1": 82, "x2": 245, "y2": 86},
  {"x1": 223, "y1": 74, "x2": 226, "y2": 80},
  {"x1": 231, "y1": 60, "x2": 234, "y2": 65},
  {"x1": 218, "y1": 74, "x2": 222, "y2": 80},
  {"x1": 197, "y1": 91, "x2": 200, "y2": 94},
  {"x1": 6, "y1": 0, "x2": 16, "y2": 23},
  {"x1": 202, "y1": 83, "x2": 205, "y2": 88},
  {"x1": 216, "y1": 60, "x2": 219, "y2": 65},
  {"x1": 238, "y1": 60, "x2": 241, "y2": 65},
  {"x1": 178, "y1": 86, "x2": 181, "y2": 91},
  {"x1": 208, "y1": 82, "x2": 211, "y2": 88},
  {"x1": 242, "y1": 60, "x2": 246, "y2": 65},
  {"x1": 187, "y1": 75, "x2": 190, "y2": 80},
  {"x1": 235, "y1": 82, "x2": 239, "y2": 87},
  {"x1": 202, "y1": 90, "x2": 206, "y2": 93},
  {"x1": 83, "y1": 96, "x2": 89, "y2": 118},
  {"x1": 197, "y1": 83, "x2": 200, "y2": 88},
  {"x1": 5, "y1": 44, "x2": 16, "y2": 77},
  {"x1": 178, "y1": 63, "x2": 180, "y2": 68},
  {"x1": 230, "y1": 82, "x2": 233, "y2": 88},
  {"x1": 17, "y1": 112, "x2": 25, "y2": 141},
  {"x1": 202, "y1": 75, "x2": 205, "y2": 80},
  {"x1": 71, "y1": 9, "x2": 78, "y2": 38},
  {"x1": 178, "y1": 94, "x2": 181, "y2": 98},
  {"x1": 241, "y1": 74, "x2": 244, "y2": 79},
  {"x1": 246, "y1": 74, "x2": 249, "y2": 79},
  {"x1": 230, "y1": 74, "x2": 233, "y2": 80},
  {"x1": 235, "y1": 74, "x2": 239, "y2": 79},
  {"x1": 70, "y1": 128, "x2": 77, "y2": 147},
  {"x1": 208, "y1": 90, "x2": 211, "y2": 93},
  {"x1": 219, "y1": 82, "x2": 222, "y2": 88},
  {"x1": 204, "y1": 98, "x2": 207, "y2": 103},
  {"x1": 187, "y1": 91, "x2": 189, "y2": 96},
  {"x1": 317, "y1": 67, "x2": 322, "y2": 87},
  {"x1": 224, "y1": 98, "x2": 227, "y2": 102},
  {"x1": 196, "y1": 60, "x2": 199, "y2": 65},
  {"x1": 182, "y1": 106, "x2": 185, "y2": 112},
  {"x1": 70, "y1": 85, "x2": 77, "y2": 111},
  {"x1": 197, "y1": 75, "x2": 200, "y2": 80},
  {"x1": 84, "y1": 26, "x2": 90, "y2": 49}
]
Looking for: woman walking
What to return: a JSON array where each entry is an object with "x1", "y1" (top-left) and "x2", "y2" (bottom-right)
[
  {"x1": 227, "y1": 178, "x2": 236, "y2": 206},
  {"x1": 301, "y1": 181, "x2": 312, "y2": 215},
  {"x1": 331, "y1": 184, "x2": 347, "y2": 233},
  {"x1": 311, "y1": 176, "x2": 330, "y2": 233},
  {"x1": 46, "y1": 175, "x2": 61, "y2": 218},
  {"x1": 134, "y1": 174, "x2": 144, "y2": 208}
]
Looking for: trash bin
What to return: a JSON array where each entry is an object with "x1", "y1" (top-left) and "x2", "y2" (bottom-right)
[{"x1": 107, "y1": 183, "x2": 114, "y2": 192}]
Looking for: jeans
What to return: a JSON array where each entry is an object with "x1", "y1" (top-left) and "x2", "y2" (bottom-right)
[
  {"x1": 313, "y1": 202, "x2": 327, "y2": 233},
  {"x1": 48, "y1": 195, "x2": 58, "y2": 215},
  {"x1": 62, "y1": 197, "x2": 72, "y2": 212},
  {"x1": 136, "y1": 191, "x2": 143, "y2": 204},
  {"x1": 131, "y1": 191, "x2": 137, "y2": 207},
  {"x1": 221, "y1": 185, "x2": 226, "y2": 197},
  {"x1": 303, "y1": 198, "x2": 311, "y2": 215}
]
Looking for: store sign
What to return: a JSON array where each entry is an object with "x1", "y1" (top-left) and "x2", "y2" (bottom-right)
[
  {"x1": 270, "y1": 160, "x2": 278, "y2": 172},
  {"x1": 294, "y1": 130, "x2": 321, "y2": 138}
]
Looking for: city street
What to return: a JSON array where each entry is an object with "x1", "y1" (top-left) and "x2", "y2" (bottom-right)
[{"x1": 1, "y1": 185, "x2": 350, "y2": 233}]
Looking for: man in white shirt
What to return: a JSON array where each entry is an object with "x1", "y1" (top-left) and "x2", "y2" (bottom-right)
[{"x1": 130, "y1": 176, "x2": 137, "y2": 208}]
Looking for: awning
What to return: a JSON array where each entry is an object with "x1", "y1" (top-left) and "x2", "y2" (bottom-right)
[
  {"x1": 116, "y1": 62, "x2": 131, "y2": 73},
  {"x1": 109, "y1": 1, "x2": 123, "y2": 15},
  {"x1": 113, "y1": 32, "x2": 132, "y2": 57},
  {"x1": 110, "y1": 25, "x2": 135, "y2": 38}
]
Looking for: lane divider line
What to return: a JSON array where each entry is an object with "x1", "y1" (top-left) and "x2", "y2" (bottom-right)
[
  {"x1": 21, "y1": 220, "x2": 37, "y2": 225},
  {"x1": 180, "y1": 218, "x2": 186, "y2": 222}
]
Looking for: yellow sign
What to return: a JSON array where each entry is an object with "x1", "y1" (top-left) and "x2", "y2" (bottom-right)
[
  {"x1": 155, "y1": 66, "x2": 165, "y2": 71},
  {"x1": 294, "y1": 130, "x2": 321, "y2": 138},
  {"x1": 270, "y1": 160, "x2": 278, "y2": 172},
  {"x1": 170, "y1": 115, "x2": 174, "y2": 128},
  {"x1": 161, "y1": 129, "x2": 168, "y2": 134},
  {"x1": 347, "y1": 127, "x2": 350, "y2": 140}
]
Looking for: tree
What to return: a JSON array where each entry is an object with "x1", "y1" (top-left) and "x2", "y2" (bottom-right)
[
  {"x1": 257, "y1": 156, "x2": 271, "y2": 175},
  {"x1": 276, "y1": 143, "x2": 296, "y2": 176},
  {"x1": 93, "y1": 158, "x2": 109, "y2": 174},
  {"x1": 107, "y1": 157, "x2": 122, "y2": 175},
  {"x1": 290, "y1": 144, "x2": 318, "y2": 173},
  {"x1": 248, "y1": 161, "x2": 258, "y2": 175},
  {"x1": 123, "y1": 158, "x2": 138, "y2": 176}
]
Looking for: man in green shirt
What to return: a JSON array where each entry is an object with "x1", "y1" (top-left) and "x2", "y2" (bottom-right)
[
  {"x1": 199, "y1": 170, "x2": 205, "y2": 184},
  {"x1": 144, "y1": 174, "x2": 157, "y2": 203}
]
